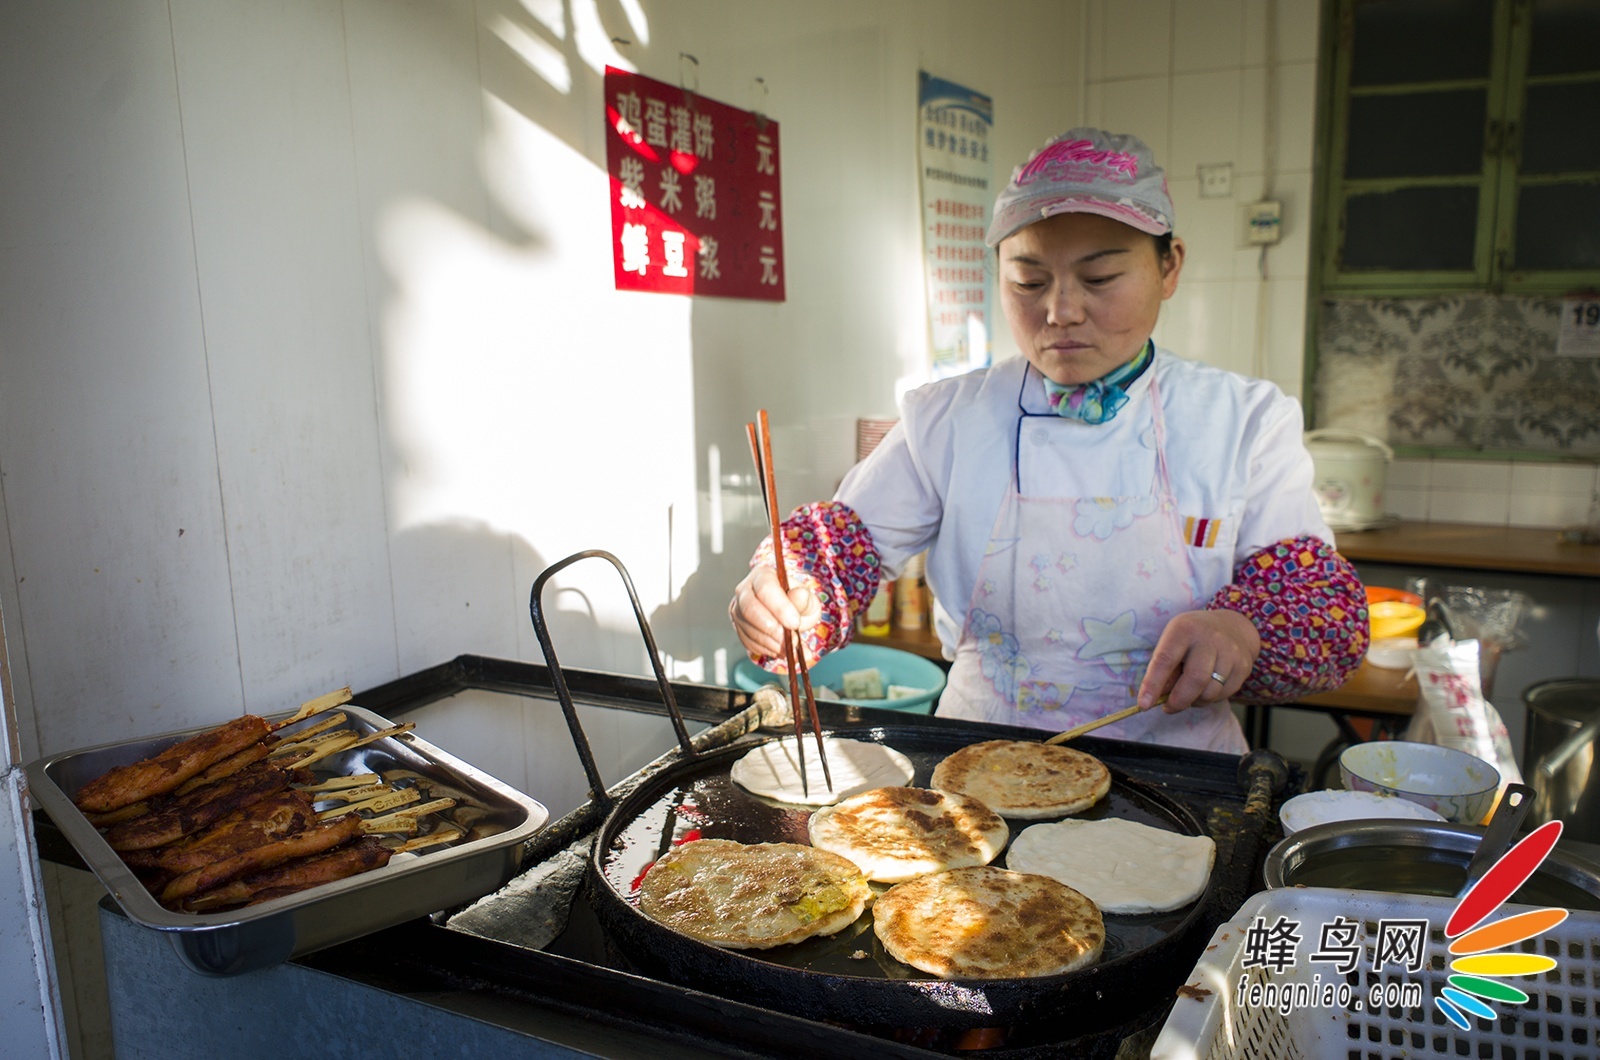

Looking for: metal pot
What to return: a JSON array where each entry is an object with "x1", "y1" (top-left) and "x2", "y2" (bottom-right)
[
  {"x1": 1262, "y1": 818, "x2": 1600, "y2": 911},
  {"x1": 1304, "y1": 428, "x2": 1392, "y2": 530},
  {"x1": 1524, "y1": 678, "x2": 1600, "y2": 844}
]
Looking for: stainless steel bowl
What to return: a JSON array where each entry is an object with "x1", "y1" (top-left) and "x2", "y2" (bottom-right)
[{"x1": 1263, "y1": 819, "x2": 1600, "y2": 911}]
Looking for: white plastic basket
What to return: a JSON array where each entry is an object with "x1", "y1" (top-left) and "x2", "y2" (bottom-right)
[{"x1": 1152, "y1": 887, "x2": 1600, "y2": 1060}]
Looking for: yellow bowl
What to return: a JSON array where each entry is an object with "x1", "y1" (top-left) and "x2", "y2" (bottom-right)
[{"x1": 1369, "y1": 600, "x2": 1425, "y2": 640}]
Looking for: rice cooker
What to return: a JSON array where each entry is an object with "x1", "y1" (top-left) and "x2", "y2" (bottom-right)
[{"x1": 1304, "y1": 429, "x2": 1392, "y2": 530}]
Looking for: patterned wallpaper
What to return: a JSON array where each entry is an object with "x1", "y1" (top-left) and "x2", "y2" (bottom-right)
[{"x1": 1315, "y1": 295, "x2": 1600, "y2": 456}]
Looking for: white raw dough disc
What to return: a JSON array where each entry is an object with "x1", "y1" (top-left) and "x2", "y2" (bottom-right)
[
  {"x1": 730, "y1": 737, "x2": 915, "y2": 806},
  {"x1": 1006, "y1": 817, "x2": 1215, "y2": 914}
]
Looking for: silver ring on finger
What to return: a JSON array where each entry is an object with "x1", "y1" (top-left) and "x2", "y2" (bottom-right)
[{"x1": 1209, "y1": 671, "x2": 1226, "y2": 685}]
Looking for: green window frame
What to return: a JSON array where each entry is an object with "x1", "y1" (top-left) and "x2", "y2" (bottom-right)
[
  {"x1": 1314, "y1": 0, "x2": 1600, "y2": 295},
  {"x1": 1305, "y1": 0, "x2": 1600, "y2": 458}
]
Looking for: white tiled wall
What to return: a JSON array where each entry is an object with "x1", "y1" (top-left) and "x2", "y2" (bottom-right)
[
  {"x1": 1083, "y1": 0, "x2": 1322, "y2": 401},
  {"x1": 1387, "y1": 459, "x2": 1600, "y2": 530},
  {"x1": 1082, "y1": 0, "x2": 1600, "y2": 530}
]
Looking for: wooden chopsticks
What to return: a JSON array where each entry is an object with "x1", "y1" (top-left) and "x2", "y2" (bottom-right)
[{"x1": 746, "y1": 410, "x2": 833, "y2": 798}]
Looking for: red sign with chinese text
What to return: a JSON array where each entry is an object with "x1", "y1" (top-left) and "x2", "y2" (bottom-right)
[{"x1": 604, "y1": 67, "x2": 784, "y2": 301}]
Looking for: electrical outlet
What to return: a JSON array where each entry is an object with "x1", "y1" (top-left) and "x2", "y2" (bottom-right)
[{"x1": 1197, "y1": 162, "x2": 1233, "y2": 199}]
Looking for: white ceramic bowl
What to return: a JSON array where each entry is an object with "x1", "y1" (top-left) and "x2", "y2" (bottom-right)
[
  {"x1": 1365, "y1": 636, "x2": 1417, "y2": 670},
  {"x1": 1339, "y1": 741, "x2": 1500, "y2": 825},
  {"x1": 1279, "y1": 789, "x2": 1445, "y2": 835}
]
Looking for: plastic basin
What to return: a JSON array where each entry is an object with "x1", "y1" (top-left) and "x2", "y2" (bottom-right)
[{"x1": 731, "y1": 642, "x2": 947, "y2": 714}]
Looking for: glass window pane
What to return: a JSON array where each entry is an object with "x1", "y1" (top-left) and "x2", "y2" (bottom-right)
[
  {"x1": 1514, "y1": 182, "x2": 1600, "y2": 269},
  {"x1": 1342, "y1": 186, "x2": 1480, "y2": 269},
  {"x1": 1522, "y1": 82, "x2": 1600, "y2": 175},
  {"x1": 1351, "y1": 0, "x2": 1495, "y2": 85},
  {"x1": 1529, "y1": 0, "x2": 1600, "y2": 76},
  {"x1": 1346, "y1": 90, "x2": 1487, "y2": 178}
]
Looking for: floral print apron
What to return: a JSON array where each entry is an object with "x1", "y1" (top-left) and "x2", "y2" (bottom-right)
[{"x1": 937, "y1": 375, "x2": 1248, "y2": 753}]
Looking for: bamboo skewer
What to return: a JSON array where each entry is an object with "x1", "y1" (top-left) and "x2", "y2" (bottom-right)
[
  {"x1": 270, "y1": 687, "x2": 353, "y2": 732},
  {"x1": 318, "y1": 786, "x2": 421, "y2": 820},
  {"x1": 310, "y1": 782, "x2": 393, "y2": 804},
  {"x1": 293, "y1": 773, "x2": 381, "y2": 794},
  {"x1": 388, "y1": 827, "x2": 464, "y2": 855},
  {"x1": 268, "y1": 713, "x2": 349, "y2": 753}
]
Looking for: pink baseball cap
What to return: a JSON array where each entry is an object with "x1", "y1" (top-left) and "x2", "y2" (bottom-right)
[{"x1": 985, "y1": 128, "x2": 1174, "y2": 247}]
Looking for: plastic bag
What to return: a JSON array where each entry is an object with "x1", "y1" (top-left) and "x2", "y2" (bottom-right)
[{"x1": 1403, "y1": 633, "x2": 1524, "y2": 790}]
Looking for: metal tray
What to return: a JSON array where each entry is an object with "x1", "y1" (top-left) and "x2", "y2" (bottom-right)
[{"x1": 24, "y1": 704, "x2": 548, "y2": 976}]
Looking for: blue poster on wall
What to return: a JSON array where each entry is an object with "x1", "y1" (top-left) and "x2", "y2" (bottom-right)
[{"x1": 918, "y1": 72, "x2": 994, "y2": 380}]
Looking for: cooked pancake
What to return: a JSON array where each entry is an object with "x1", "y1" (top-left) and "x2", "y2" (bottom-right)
[
  {"x1": 637, "y1": 838, "x2": 870, "y2": 950},
  {"x1": 730, "y1": 736, "x2": 915, "y2": 806},
  {"x1": 1006, "y1": 817, "x2": 1215, "y2": 914},
  {"x1": 808, "y1": 787, "x2": 1008, "y2": 883},
  {"x1": 872, "y1": 865, "x2": 1104, "y2": 979},
  {"x1": 929, "y1": 740, "x2": 1110, "y2": 819}
]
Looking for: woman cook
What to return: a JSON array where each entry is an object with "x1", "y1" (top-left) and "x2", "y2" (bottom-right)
[{"x1": 729, "y1": 128, "x2": 1367, "y2": 753}]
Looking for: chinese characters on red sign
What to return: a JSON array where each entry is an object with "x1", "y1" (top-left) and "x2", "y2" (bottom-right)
[{"x1": 604, "y1": 67, "x2": 784, "y2": 301}]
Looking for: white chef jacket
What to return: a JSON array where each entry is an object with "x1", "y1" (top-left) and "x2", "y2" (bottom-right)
[{"x1": 835, "y1": 348, "x2": 1335, "y2": 657}]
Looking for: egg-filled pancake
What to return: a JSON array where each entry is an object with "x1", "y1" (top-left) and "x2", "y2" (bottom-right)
[{"x1": 637, "y1": 838, "x2": 870, "y2": 949}]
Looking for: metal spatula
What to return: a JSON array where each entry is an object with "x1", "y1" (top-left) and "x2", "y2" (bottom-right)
[{"x1": 1456, "y1": 782, "x2": 1536, "y2": 899}]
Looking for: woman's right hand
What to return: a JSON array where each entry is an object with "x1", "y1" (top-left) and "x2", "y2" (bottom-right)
[{"x1": 729, "y1": 565, "x2": 821, "y2": 661}]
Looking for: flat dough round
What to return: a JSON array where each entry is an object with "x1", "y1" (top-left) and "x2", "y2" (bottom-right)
[
  {"x1": 638, "y1": 838, "x2": 870, "y2": 950},
  {"x1": 731, "y1": 736, "x2": 915, "y2": 806},
  {"x1": 1006, "y1": 817, "x2": 1215, "y2": 914},
  {"x1": 930, "y1": 740, "x2": 1110, "y2": 819},
  {"x1": 872, "y1": 865, "x2": 1104, "y2": 979},
  {"x1": 808, "y1": 787, "x2": 1008, "y2": 882}
]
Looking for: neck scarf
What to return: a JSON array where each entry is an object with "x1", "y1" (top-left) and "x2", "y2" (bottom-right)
[{"x1": 1042, "y1": 341, "x2": 1154, "y2": 424}]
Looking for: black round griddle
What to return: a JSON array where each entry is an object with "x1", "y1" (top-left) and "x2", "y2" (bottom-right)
[
  {"x1": 587, "y1": 723, "x2": 1217, "y2": 1034},
  {"x1": 527, "y1": 552, "x2": 1217, "y2": 1037}
]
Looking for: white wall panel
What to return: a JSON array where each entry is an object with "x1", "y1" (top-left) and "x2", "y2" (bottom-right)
[
  {"x1": 343, "y1": 0, "x2": 528, "y2": 673},
  {"x1": 169, "y1": 0, "x2": 399, "y2": 709},
  {"x1": 0, "y1": 0, "x2": 242, "y2": 755}
]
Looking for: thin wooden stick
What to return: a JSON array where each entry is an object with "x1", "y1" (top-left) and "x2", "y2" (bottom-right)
[
  {"x1": 387, "y1": 827, "x2": 464, "y2": 855},
  {"x1": 317, "y1": 786, "x2": 420, "y2": 820},
  {"x1": 757, "y1": 410, "x2": 832, "y2": 793},
  {"x1": 364, "y1": 800, "x2": 457, "y2": 832},
  {"x1": 293, "y1": 773, "x2": 380, "y2": 794},
  {"x1": 270, "y1": 687, "x2": 353, "y2": 732},
  {"x1": 310, "y1": 782, "x2": 394, "y2": 804},
  {"x1": 268, "y1": 712, "x2": 349, "y2": 753},
  {"x1": 1043, "y1": 698, "x2": 1166, "y2": 745}
]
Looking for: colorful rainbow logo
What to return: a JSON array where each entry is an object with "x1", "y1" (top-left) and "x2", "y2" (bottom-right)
[{"x1": 1436, "y1": 820, "x2": 1566, "y2": 1030}]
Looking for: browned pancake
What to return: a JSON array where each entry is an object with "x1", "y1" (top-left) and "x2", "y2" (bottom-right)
[
  {"x1": 637, "y1": 838, "x2": 871, "y2": 950},
  {"x1": 872, "y1": 865, "x2": 1104, "y2": 979},
  {"x1": 808, "y1": 786, "x2": 1008, "y2": 883},
  {"x1": 929, "y1": 740, "x2": 1110, "y2": 818}
]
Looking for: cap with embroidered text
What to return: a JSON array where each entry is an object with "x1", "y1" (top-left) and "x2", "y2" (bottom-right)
[{"x1": 985, "y1": 128, "x2": 1174, "y2": 247}]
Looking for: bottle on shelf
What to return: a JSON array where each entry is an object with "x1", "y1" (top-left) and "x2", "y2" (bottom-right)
[{"x1": 859, "y1": 577, "x2": 893, "y2": 637}]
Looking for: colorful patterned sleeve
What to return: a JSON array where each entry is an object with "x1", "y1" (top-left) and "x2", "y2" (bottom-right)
[
  {"x1": 1207, "y1": 536, "x2": 1370, "y2": 704},
  {"x1": 748, "y1": 501, "x2": 883, "y2": 672}
]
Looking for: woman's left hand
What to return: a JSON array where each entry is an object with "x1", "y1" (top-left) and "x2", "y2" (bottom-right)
[{"x1": 1137, "y1": 609, "x2": 1261, "y2": 713}]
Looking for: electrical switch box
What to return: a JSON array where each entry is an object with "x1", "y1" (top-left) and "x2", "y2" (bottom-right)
[{"x1": 1245, "y1": 200, "x2": 1282, "y2": 245}]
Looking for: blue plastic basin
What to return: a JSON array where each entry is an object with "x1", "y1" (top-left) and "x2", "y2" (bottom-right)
[{"x1": 731, "y1": 641, "x2": 947, "y2": 714}]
